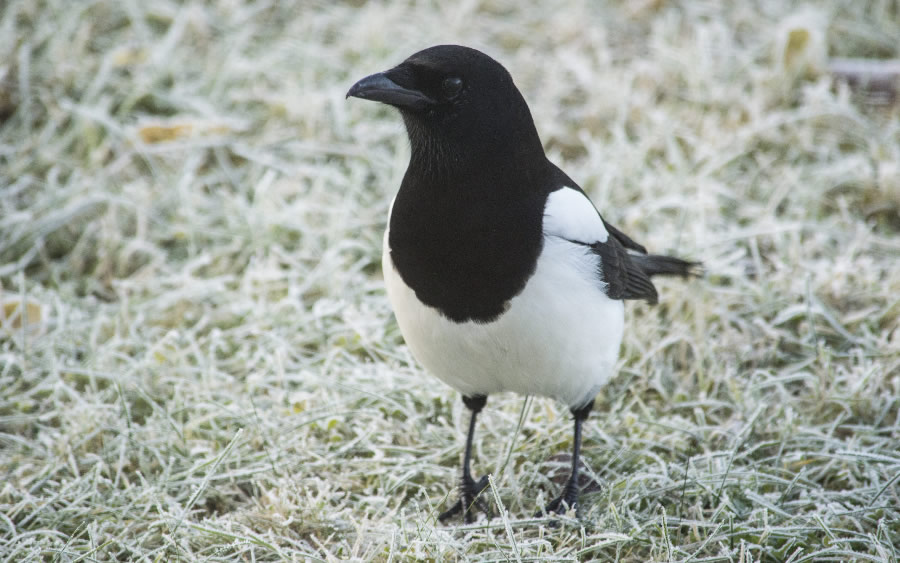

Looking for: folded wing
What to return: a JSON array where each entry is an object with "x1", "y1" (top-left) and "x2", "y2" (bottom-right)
[{"x1": 542, "y1": 187, "x2": 698, "y2": 304}]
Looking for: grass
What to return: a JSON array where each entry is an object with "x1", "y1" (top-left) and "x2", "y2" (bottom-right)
[{"x1": 1, "y1": 0, "x2": 899, "y2": 560}]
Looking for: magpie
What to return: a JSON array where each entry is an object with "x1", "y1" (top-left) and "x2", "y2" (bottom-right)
[{"x1": 347, "y1": 45, "x2": 699, "y2": 523}]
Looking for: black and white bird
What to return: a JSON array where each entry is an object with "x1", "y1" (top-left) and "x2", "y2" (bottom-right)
[{"x1": 347, "y1": 45, "x2": 699, "y2": 523}]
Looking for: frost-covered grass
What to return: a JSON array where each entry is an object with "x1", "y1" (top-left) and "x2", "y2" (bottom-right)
[{"x1": 1, "y1": 0, "x2": 899, "y2": 561}]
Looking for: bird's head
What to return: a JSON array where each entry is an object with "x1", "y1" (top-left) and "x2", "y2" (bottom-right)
[{"x1": 347, "y1": 45, "x2": 543, "y2": 169}]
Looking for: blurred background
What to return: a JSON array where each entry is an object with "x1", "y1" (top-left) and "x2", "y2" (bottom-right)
[{"x1": 1, "y1": 1, "x2": 898, "y2": 560}]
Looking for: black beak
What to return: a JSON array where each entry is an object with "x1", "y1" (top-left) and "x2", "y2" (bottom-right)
[{"x1": 346, "y1": 71, "x2": 435, "y2": 110}]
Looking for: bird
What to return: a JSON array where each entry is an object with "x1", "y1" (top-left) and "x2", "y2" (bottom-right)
[{"x1": 347, "y1": 45, "x2": 699, "y2": 523}]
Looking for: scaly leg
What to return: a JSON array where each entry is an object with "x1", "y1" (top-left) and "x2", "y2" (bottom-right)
[
  {"x1": 439, "y1": 395, "x2": 490, "y2": 524},
  {"x1": 537, "y1": 399, "x2": 594, "y2": 517}
]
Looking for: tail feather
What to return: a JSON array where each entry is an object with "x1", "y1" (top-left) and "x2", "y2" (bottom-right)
[{"x1": 631, "y1": 254, "x2": 703, "y2": 279}]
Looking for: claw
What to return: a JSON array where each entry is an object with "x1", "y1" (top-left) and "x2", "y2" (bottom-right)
[
  {"x1": 438, "y1": 500, "x2": 462, "y2": 521},
  {"x1": 534, "y1": 497, "x2": 570, "y2": 518},
  {"x1": 534, "y1": 482, "x2": 579, "y2": 519},
  {"x1": 439, "y1": 474, "x2": 491, "y2": 523}
]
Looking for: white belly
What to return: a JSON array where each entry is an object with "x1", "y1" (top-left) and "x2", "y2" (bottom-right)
[{"x1": 383, "y1": 232, "x2": 624, "y2": 408}]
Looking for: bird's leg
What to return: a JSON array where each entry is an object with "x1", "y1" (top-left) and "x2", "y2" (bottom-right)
[
  {"x1": 439, "y1": 394, "x2": 491, "y2": 524},
  {"x1": 537, "y1": 398, "x2": 594, "y2": 517}
]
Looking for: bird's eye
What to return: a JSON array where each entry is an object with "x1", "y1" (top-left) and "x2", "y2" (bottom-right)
[{"x1": 441, "y1": 77, "x2": 463, "y2": 100}]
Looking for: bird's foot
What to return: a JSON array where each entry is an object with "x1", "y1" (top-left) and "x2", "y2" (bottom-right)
[
  {"x1": 534, "y1": 483, "x2": 579, "y2": 519},
  {"x1": 439, "y1": 474, "x2": 491, "y2": 524}
]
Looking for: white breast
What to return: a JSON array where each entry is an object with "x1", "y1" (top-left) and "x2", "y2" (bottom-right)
[{"x1": 383, "y1": 226, "x2": 624, "y2": 408}]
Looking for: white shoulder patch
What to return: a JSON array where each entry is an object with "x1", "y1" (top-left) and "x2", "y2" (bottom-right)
[{"x1": 542, "y1": 187, "x2": 609, "y2": 244}]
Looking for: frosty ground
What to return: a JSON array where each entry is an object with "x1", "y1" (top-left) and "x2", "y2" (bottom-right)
[{"x1": 1, "y1": 0, "x2": 899, "y2": 561}]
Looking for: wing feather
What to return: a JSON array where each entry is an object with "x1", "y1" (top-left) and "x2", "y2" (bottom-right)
[{"x1": 543, "y1": 187, "x2": 658, "y2": 303}]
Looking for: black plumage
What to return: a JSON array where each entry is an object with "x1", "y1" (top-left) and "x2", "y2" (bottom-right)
[{"x1": 347, "y1": 44, "x2": 700, "y2": 524}]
